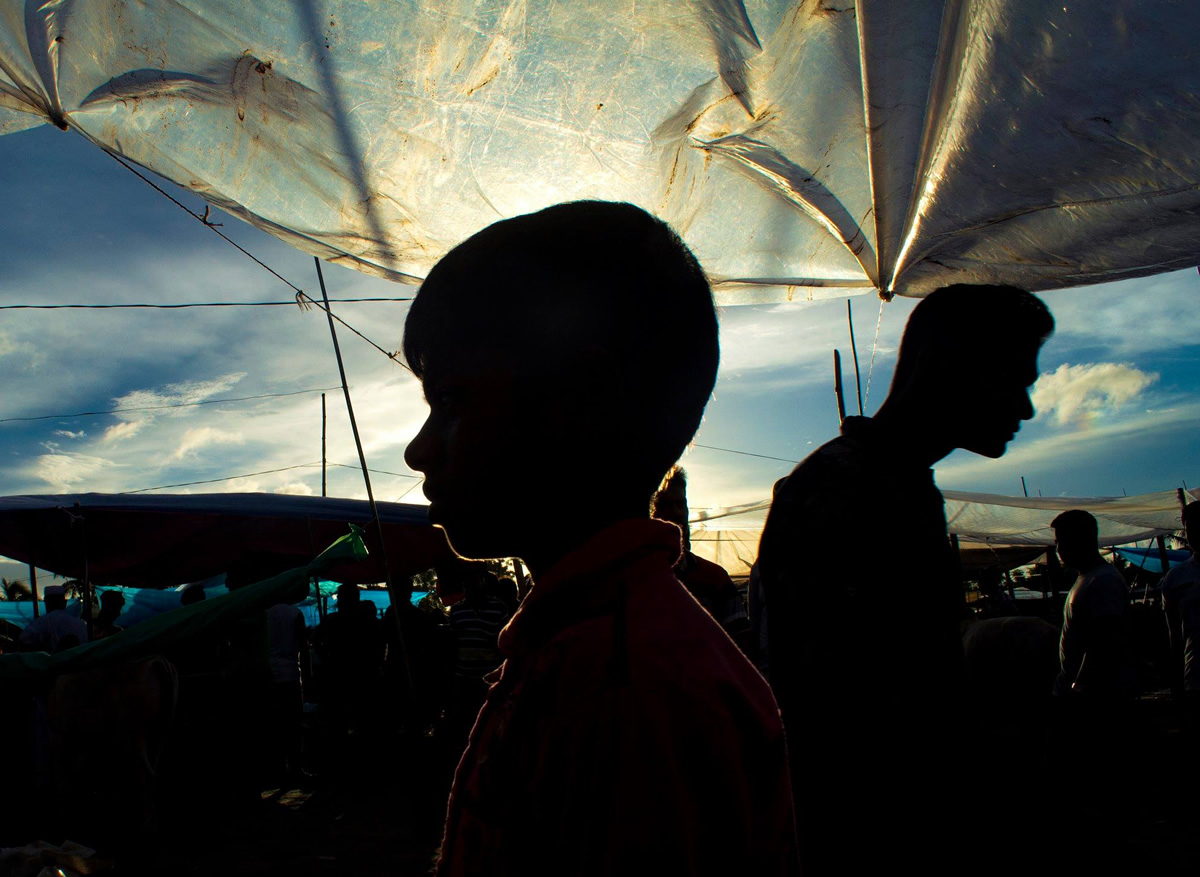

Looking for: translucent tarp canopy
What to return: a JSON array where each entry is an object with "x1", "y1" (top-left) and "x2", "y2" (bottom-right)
[
  {"x1": 4, "y1": 1, "x2": 1199, "y2": 302},
  {"x1": 690, "y1": 487, "x2": 1197, "y2": 577}
]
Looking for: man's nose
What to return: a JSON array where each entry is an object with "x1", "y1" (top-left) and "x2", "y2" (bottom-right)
[{"x1": 1018, "y1": 391, "x2": 1035, "y2": 422}]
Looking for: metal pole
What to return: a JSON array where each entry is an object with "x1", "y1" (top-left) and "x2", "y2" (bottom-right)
[
  {"x1": 1021, "y1": 476, "x2": 1028, "y2": 498},
  {"x1": 313, "y1": 257, "x2": 414, "y2": 699},
  {"x1": 321, "y1": 392, "x2": 327, "y2": 498},
  {"x1": 29, "y1": 563, "x2": 39, "y2": 618},
  {"x1": 847, "y1": 299, "x2": 863, "y2": 416}
]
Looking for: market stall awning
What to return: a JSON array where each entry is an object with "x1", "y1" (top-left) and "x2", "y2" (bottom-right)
[{"x1": 0, "y1": 492, "x2": 451, "y2": 587}]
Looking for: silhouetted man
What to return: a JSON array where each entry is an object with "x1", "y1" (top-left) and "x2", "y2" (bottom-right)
[
  {"x1": 18, "y1": 584, "x2": 88, "y2": 653},
  {"x1": 757, "y1": 284, "x2": 1053, "y2": 875},
  {"x1": 1050, "y1": 508, "x2": 1136, "y2": 868},
  {"x1": 652, "y1": 466, "x2": 751, "y2": 654},
  {"x1": 1162, "y1": 502, "x2": 1200, "y2": 713},
  {"x1": 403, "y1": 201, "x2": 799, "y2": 876},
  {"x1": 1052, "y1": 510, "x2": 1135, "y2": 699}
]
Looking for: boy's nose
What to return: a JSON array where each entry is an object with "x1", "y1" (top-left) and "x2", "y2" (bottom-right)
[{"x1": 404, "y1": 417, "x2": 436, "y2": 473}]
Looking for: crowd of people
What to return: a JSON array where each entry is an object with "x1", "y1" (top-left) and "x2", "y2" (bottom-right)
[{"x1": 6, "y1": 200, "x2": 1197, "y2": 874}]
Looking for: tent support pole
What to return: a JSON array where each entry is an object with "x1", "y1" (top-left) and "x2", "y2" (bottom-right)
[
  {"x1": 847, "y1": 300, "x2": 863, "y2": 416},
  {"x1": 1156, "y1": 535, "x2": 1172, "y2": 575},
  {"x1": 314, "y1": 257, "x2": 415, "y2": 701},
  {"x1": 29, "y1": 563, "x2": 39, "y2": 618},
  {"x1": 321, "y1": 393, "x2": 327, "y2": 497},
  {"x1": 833, "y1": 350, "x2": 846, "y2": 426}
]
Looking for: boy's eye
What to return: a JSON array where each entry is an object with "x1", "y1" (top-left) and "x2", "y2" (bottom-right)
[{"x1": 428, "y1": 386, "x2": 463, "y2": 408}]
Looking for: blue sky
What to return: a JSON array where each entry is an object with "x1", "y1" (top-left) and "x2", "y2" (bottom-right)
[{"x1": 1, "y1": 123, "x2": 1197, "y2": 518}]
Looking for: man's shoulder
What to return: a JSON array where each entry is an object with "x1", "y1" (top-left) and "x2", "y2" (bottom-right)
[{"x1": 1162, "y1": 558, "x2": 1200, "y2": 590}]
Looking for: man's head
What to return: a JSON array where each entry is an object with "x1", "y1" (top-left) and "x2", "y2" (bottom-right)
[
  {"x1": 1182, "y1": 501, "x2": 1200, "y2": 553},
  {"x1": 180, "y1": 586, "x2": 207, "y2": 606},
  {"x1": 100, "y1": 590, "x2": 125, "y2": 614},
  {"x1": 651, "y1": 466, "x2": 690, "y2": 548},
  {"x1": 1051, "y1": 509, "x2": 1101, "y2": 571},
  {"x1": 888, "y1": 284, "x2": 1054, "y2": 458},
  {"x1": 403, "y1": 201, "x2": 718, "y2": 560},
  {"x1": 337, "y1": 583, "x2": 360, "y2": 607},
  {"x1": 44, "y1": 584, "x2": 67, "y2": 613}
]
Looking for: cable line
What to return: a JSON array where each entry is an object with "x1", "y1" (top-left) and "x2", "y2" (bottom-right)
[
  {"x1": 0, "y1": 386, "x2": 341, "y2": 425},
  {"x1": 0, "y1": 297, "x2": 413, "y2": 311},
  {"x1": 122, "y1": 462, "x2": 323, "y2": 494},
  {"x1": 104, "y1": 150, "x2": 305, "y2": 294},
  {"x1": 102, "y1": 150, "x2": 409, "y2": 369},
  {"x1": 692, "y1": 443, "x2": 799, "y2": 464}
]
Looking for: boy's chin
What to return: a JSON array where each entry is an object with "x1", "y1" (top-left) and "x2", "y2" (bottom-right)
[{"x1": 437, "y1": 521, "x2": 508, "y2": 562}]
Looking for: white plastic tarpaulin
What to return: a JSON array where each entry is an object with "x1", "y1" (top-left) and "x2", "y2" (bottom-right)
[
  {"x1": 3, "y1": 1, "x2": 1199, "y2": 301},
  {"x1": 689, "y1": 487, "x2": 1198, "y2": 577}
]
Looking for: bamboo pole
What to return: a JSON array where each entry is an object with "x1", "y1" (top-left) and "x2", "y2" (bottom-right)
[{"x1": 313, "y1": 257, "x2": 414, "y2": 701}]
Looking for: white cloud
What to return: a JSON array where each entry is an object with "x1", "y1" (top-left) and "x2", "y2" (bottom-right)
[
  {"x1": 173, "y1": 427, "x2": 245, "y2": 460},
  {"x1": 53, "y1": 429, "x2": 86, "y2": 439},
  {"x1": 935, "y1": 400, "x2": 1200, "y2": 490},
  {"x1": 32, "y1": 452, "x2": 117, "y2": 490},
  {"x1": 1031, "y1": 362, "x2": 1157, "y2": 427},
  {"x1": 277, "y1": 480, "x2": 315, "y2": 496},
  {"x1": 102, "y1": 420, "x2": 146, "y2": 443}
]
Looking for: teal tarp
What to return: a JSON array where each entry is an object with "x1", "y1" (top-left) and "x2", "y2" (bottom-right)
[{"x1": 0, "y1": 527, "x2": 367, "y2": 682}]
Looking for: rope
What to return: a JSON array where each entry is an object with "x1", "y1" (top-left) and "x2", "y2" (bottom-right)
[
  {"x1": 0, "y1": 387, "x2": 341, "y2": 425},
  {"x1": 104, "y1": 150, "x2": 305, "y2": 293},
  {"x1": 863, "y1": 296, "x2": 886, "y2": 411},
  {"x1": 296, "y1": 292, "x2": 410, "y2": 370},
  {"x1": 692, "y1": 443, "x2": 799, "y2": 464},
  {"x1": 102, "y1": 150, "x2": 409, "y2": 369}
]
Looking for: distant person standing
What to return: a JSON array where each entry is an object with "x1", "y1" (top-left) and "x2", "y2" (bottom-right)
[
  {"x1": 757, "y1": 284, "x2": 1054, "y2": 876},
  {"x1": 18, "y1": 584, "x2": 88, "y2": 652},
  {"x1": 1052, "y1": 510, "x2": 1136, "y2": 698},
  {"x1": 266, "y1": 600, "x2": 308, "y2": 779},
  {"x1": 1050, "y1": 508, "x2": 1137, "y2": 868},
  {"x1": 1161, "y1": 502, "x2": 1200, "y2": 714},
  {"x1": 93, "y1": 589, "x2": 127, "y2": 639}
]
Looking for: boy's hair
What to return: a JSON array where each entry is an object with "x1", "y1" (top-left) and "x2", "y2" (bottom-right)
[
  {"x1": 403, "y1": 201, "x2": 718, "y2": 495},
  {"x1": 891, "y1": 284, "x2": 1054, "y2": 391},
  {"x1": 1050, "y1": 509, "x2": 1099, "y2": 541}
]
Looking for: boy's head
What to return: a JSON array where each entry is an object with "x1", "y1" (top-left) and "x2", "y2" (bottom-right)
[
  {"x1": 403, "y1": 201, "x2": 718, "y2": 560},
  {"x1": 888, "y1": 284, "x2": 1054, "y2": 458}
]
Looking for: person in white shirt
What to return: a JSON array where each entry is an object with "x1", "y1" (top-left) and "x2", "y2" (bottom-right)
[
  {"x1": 1053, "y1": 510, "x2": 1136, "y2": 698},
  {"x1": 18, "y1": 584, "x2": 88, "y2": 653}
]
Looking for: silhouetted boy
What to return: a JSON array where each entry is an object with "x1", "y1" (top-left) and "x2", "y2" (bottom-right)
[
  {"x1": 757, "y1": 284, "x2": 1054, "y2": 875},
  {"x1": 403, "y1": 201, "x2": 799, "y2": 876}
]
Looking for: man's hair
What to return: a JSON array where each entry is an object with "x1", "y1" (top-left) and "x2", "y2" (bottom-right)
[
  {"x1": 403, "y1": 201, "x2": 718, "y2": 496},
  {"x1": 650, "y1": 465, "x2": 687, "y2": 518},
  {"x1": 1051, "y1": 509, "x2": 1099, "y2": 541},
  {"x1": 890, "y1": 284, "x2": 1054, "y2": 392},
  {"x1": 1182, "y1": 500, "x2": 1200, "y2": 528}
]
